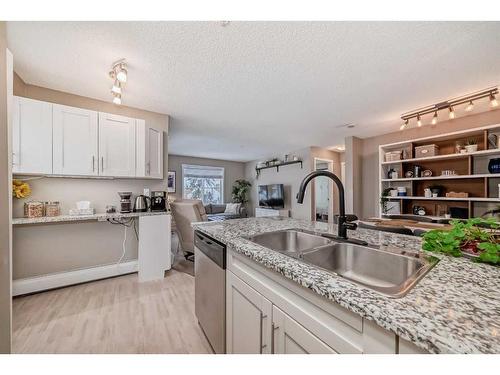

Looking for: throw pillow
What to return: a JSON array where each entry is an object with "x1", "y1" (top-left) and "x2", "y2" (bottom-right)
[{"x1": 224, "y1": 203, "x2": 241, "y2": 215}]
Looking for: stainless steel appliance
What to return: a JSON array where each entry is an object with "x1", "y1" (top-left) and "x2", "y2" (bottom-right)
[
  {"x1": 118, "y1": 192, "x2": 132, "y2": 213},
  {"x1": 194, "y1": 230, "x2": 226, "y2": 354},
  {"x1": 133, "y1": 195, "x2": 150, "y2": 212},
  {"x1": 151, "y1": 191, "x2": 167, "y2": 211}
]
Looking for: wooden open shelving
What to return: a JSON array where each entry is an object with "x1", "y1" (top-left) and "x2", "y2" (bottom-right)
[{"x1": 379, "y1": 124, "x2": 500, "y2": 219}]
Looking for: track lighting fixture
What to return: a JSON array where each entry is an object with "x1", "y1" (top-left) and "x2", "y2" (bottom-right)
[
  {"x1": 491, "y1": 93, "x2": 499, "y2": 108},
  {"x1": 449, "y1": 106, "x2": 455, "y2": 119},
  {"x1": 109, "y1": 59, "x2": 128, "y2": 105},
  {"x1": 431, "y1": 111, "x2": 438, "y2": 125},
  {"x1": 399, "y1": 86, "x2": 498, "y2": 130}
]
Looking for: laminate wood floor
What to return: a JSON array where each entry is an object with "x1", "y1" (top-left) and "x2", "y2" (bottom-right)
[{"x1": 12, "y1": 269, "x2": 213, "y2": 354}]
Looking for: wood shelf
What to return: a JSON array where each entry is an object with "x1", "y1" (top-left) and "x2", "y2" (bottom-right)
[
  {"x1": 381, "y1": 173, "x2": 500, "y2": 182},
  {"x1": 381, "y1": 148, "x2": 500, "y2": 165},
  {"x1": 387, "y1": 196, "x2": 500, "y2": 202},
  {"x1": 255, "y1": 160, "x2": 303, "y2": 178}
]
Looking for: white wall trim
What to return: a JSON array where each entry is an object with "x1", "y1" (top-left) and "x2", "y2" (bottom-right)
[{"x1": 12, "y1": 260, "x2": 138, "y2": 296}]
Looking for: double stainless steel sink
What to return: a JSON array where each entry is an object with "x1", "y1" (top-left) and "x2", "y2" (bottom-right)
[{"x1": 247, "y1": 229, "x2": 438, "y2": 298}]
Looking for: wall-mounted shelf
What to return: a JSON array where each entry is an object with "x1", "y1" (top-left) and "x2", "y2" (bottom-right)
[
  {"x1": 387, "y1": 196, "x2": 500, "y2": 202},
  {"x1": 381, "y1": 148, "x2": 500, "y2": 165},
  {"x1": 255, "y1": 160, "x2": 303, "y2": 178}
]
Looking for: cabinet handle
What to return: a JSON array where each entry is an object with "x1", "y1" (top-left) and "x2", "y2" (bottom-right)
[
  {"x1": 260, "y1": 312, "x2": 267, "y2": 353},
  {"x1": 147, "y1": 162, "x2": 150, "y2": 175},
  {"x1": 92, "y1": 156, "x2": 95, "y2": 172},
  {"x1": 101, "y1": 157, "x2": 104, "y2": 172}
]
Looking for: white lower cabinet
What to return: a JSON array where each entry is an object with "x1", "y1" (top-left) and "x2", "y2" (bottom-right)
[
  {"x1": 272, "y1": 305, "x2": 336, "y2": 354},
  {"x1": 226, "y1": 249, "x2": 409, "y2": 354},
  {"x1": 226, "y1": 271, "x2": 272, "y2": 354}
]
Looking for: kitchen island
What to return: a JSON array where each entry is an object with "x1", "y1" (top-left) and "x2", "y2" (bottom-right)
[{"x1": 193, "y1": 217, "x2": 499, "y2": 354}]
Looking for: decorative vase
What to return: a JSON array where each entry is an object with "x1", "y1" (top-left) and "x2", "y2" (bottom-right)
[{"x1": 488, "y1": 158, "x2": 500, "y2": 174}]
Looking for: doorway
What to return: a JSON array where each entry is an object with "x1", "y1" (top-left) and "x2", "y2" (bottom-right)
[{"x1": 313, "y1": 158, "x2": 334, "y2": 223}]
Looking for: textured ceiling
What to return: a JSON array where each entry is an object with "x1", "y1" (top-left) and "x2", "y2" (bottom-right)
[{"x1": 7, "y1": 21, "x2": 500, "y2": 161}]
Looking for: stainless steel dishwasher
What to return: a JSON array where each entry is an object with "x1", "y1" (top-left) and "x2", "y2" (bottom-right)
[{"x1": 194, "y1": 230, "x2": 226, "y2": 354}]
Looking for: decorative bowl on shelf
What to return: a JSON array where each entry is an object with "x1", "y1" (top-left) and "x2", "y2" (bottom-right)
[{"x1": 488, "y1": 158, "x2": 500, "y2": 174}]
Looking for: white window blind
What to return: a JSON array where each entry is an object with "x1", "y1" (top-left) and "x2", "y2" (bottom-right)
[{"x1": 182, "y1": 164, "x2": 225, "y2": 204}]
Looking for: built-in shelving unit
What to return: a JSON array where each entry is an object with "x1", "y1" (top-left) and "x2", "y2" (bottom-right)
[
  {"x1": 255, "y1": 160, "x2": 303, "y2": 178},
  {"x1": 379, "y1": 124, "x2": 500, "y2": 219}
]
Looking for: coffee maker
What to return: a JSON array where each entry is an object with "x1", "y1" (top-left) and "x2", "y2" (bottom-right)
[
  {"x1": 151, "y1": 191, "x2": 167, "y2": 212},
  {"x1": 118, "y1": 192, "x2": 133, "y2": 213}
]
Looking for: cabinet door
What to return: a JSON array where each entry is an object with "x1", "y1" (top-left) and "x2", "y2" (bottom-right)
[
  {"x1": 12, "y1": 96, "x2": 52, "y2": 174},
  {"x1": 272, "y1": 306, "x2": 336, "y2": 354},
  {"x1": 98, "y1": 112, "x2": 136, "y2": 177},
  {"x1": 135, "y1": 119, "x2": 163, "y2": 178},
  {"x1": 53, "y1": 104, "x2": 98, "y2": 176},
  {"x1": 226, "y1": 271, "x2": 272, "y2": 354}
]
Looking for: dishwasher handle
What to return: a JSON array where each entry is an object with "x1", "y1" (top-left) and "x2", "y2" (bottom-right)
[{"x1": 194, "y1": 230, "x2": 226, "y2": 269}]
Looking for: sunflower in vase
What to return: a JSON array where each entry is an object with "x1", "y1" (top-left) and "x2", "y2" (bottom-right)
[{"x1": 12, "y1": 179, "x2": 32, "y2": 199}]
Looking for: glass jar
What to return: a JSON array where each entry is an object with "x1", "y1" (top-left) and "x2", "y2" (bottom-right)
[
  {"x1": 45, "y1": 201, "x2": 61, "y2": 217},
  {"x1": 24, "y1": 201, "x2": 45, "y2": 218}
]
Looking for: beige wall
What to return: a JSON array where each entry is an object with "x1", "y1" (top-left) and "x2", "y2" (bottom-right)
[
  {"x1": 244, "y1": 147, "x2": 342, "y2": 219},
  {"x1": 167, "y1": 154, "x2": 245, "y2": 202},
  {"x1": 12, "y1": 74, "x2": 170, "y2": 279},
  {"x1": 359, "y1": 109, "x2": 500, "y2": 218},
  {"x1": 0, "y1": 22, "x2": 12, "y2": 354}
]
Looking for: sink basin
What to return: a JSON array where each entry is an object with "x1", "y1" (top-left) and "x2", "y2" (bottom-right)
[
  {"x1": 301, "y1": 243, "x2": 438, "y2": 298},
  {"x1": 247, "y1": 229, "x2": 331, "y2": 254}
]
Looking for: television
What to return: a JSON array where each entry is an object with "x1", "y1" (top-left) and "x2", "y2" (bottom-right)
[{"x1": 258, "y1": 184, "x2": 285, "y2": 208}]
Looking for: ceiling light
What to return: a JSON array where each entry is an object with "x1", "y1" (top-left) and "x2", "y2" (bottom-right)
[
  {"x1": 417, "y1": 115, "x2": 422, "y2": 127},
  {"x1": 112, "y1": 94, "x2": 122, "y2": 105},
  {"x1": 491, "y1": 94, "x2": 499, "y2": 108},
  {"x1": 116, "y1": 67, "x2": 127, "y2": 83},
  {"x1": 449, "y1": 106, "x2": 455, "y2": 119},
  {"x1": 111, "y1": 80, "x2": 122, "y2": 95},
  {"x1": 400, "y1": 119, "x2": 409, "y2": 131},
  {"x1": 431, "y1": 111, "x2": 438, "y2": 125},
  {"x1": 465, "y1": 100, "x2": 474, "y2": 112}
]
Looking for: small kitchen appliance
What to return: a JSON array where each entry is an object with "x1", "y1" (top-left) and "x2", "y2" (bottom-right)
[
  {"x1": 118, "y1": 192, "x2": 133, "y2": 213},
  {"x1": 151, "y1": 191, "x2": 167, "y2": 211},
  {"x1": 134, "y1": 195, "x2": 150, "y2": 212}
]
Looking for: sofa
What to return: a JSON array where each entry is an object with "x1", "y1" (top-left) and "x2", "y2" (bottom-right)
[{"x1": 204, "y1": 203, "x2": 247, "y2": 221}]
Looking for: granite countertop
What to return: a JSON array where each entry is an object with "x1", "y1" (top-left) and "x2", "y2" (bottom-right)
[
  {"x1": 193, "y1": 217, "x2": 500, "y2": 354},
  {"x1": 12, "y1": 211, "x2": 170, "y2": 225}
]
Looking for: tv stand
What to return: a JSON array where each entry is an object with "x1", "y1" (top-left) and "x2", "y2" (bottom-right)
[{"x1": 255, "y1": 207, "x2": 290, "y2": 218}]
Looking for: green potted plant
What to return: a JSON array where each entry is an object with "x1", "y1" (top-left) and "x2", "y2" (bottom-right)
[
  {"x1": 380, "y1": 188, "x2": 393, "y2": 215},
  {"x1": 422, "y1": 218, "x2": 500, "y2": 265},
  {"x1": 464, "y1": 138, "x2": 478, "y2": 153},
  {"x1": 231, "y1": 179, "x2": 252, "y2": 206}
]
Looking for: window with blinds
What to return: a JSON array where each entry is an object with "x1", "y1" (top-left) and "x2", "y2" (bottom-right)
[{"x1": 182, "y1": 164, "x2": 225, "y2": 204}]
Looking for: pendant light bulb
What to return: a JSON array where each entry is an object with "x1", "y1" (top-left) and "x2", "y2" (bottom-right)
[
  {"x1": 490, "y1": 93, "x2": 499, "y2": 108},
  {"x1": 431, "y1": 111, "x2": 438, "y2": 125},
  {"x1": 417, "y1": 115, "x2": 422, "y2": 127},
  {"x1": 111, "y1": 80, "x2": 122, "y2": 95},
  {"x1": 449, "y1": 106, "x2": 455, "y2": 119},
  {"x1": 116, "y1": 66, "x2": 127, "y2": 83},
  {"x1": 400, "y1": 119, "x2": 409, "y2": 131},
  {"x1": 112, "y1": 94, "x2": 122, "y2": 105},
  {"x1": 465, "y1": 100, "x2": 474, "y2": 112}
]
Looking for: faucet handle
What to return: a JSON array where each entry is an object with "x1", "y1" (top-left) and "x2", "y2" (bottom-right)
[
  {"x1": 345, "y1": 214, "x2": 358, "y2": 222},
  {"x1": 344, "y1": 222, "x2": 358, "y2": 230}
]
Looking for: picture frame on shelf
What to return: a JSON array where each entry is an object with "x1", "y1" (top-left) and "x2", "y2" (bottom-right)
[{"x1": 167, "y1": 171, "x2": 176, "y2": 193}]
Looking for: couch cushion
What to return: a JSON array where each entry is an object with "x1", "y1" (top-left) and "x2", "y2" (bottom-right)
[
  {"x1": 204, "y1": 203, "x2": 213, "y2": 214},
  {"x1": 210, "y1": 204, "x2": 227, "y2": 214}
]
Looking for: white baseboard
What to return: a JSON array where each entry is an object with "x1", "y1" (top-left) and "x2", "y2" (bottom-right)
[{"x1": 13, "y1": 260, "x2": 138, "y2": 296}]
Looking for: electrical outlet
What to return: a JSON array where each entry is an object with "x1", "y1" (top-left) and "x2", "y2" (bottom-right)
[{"x1": 143, "y1": 188, "x2": 150, "y2": 197}]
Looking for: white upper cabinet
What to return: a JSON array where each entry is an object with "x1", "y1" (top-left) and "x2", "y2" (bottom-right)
[
  {"x1": 98, "y1": 112, "x2": 137, "y2": 177},
  {"x1": 12, "y1": 96, "x2": 53, "y2": 174},
  {"x1": 136, "y1": 119, "x2": 164, "y2": 179},
  {"x1": 53, "y1": 104, "x2": 98, "y2": 176}
]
